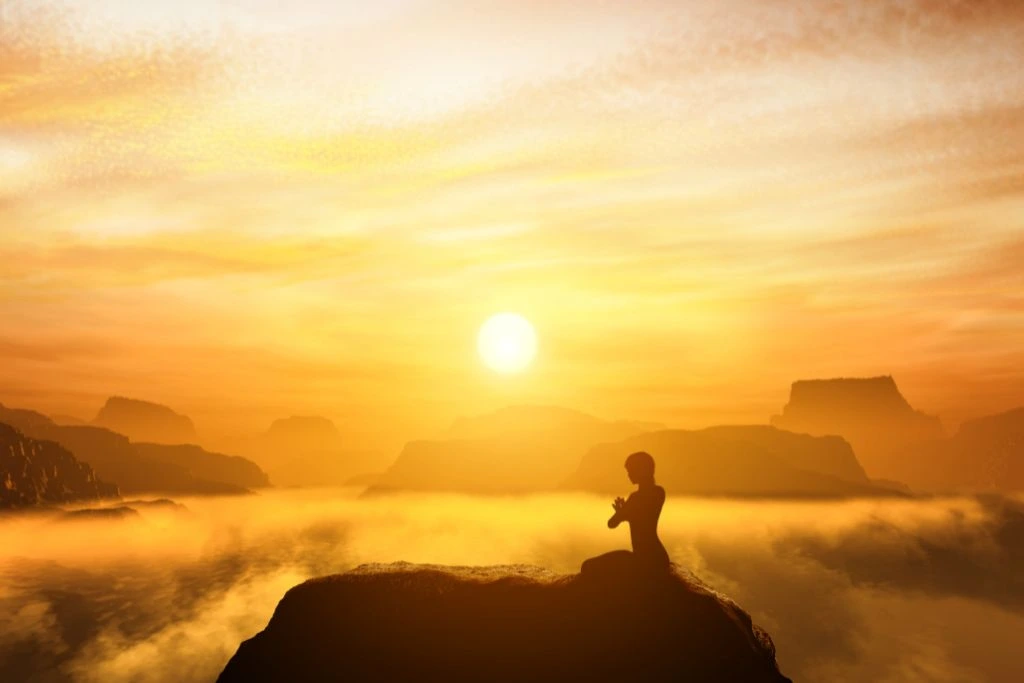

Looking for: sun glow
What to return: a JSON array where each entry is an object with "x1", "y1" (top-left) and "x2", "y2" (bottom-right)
[{"x1": 477, "y1": 313, "x2": 537, "y2": 374}]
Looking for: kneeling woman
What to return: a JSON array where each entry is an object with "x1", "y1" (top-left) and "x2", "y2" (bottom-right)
[{"x1": 581, "y1": 451, "x2": 670, "y2": 576}]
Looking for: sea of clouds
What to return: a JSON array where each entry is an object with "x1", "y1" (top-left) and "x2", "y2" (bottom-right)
[{"x1": 2, "y1": 490, "x2": 1023, "y2": 682}]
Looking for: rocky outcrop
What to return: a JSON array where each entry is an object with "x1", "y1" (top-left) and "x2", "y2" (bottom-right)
[
  {"x1": 370, "y1": 406, "x2": 660, "y2": 494},
  {"x1": 0, "y1": 406, "x2": 252, "y2": 495},
  {"x1": 133, "y1": 443, "x2": 270, "y2": 489},
  {"x1": 0, "y1": 423, "x2": 118, "y2": 509},
  {"x1": 218, "y1": 563, "x2": 790, "y2": 683},
  {"x1": 32, "y1": 425, "x2": 249, "y2": 496},
  {"x1": 565, "y1": 427, "x2": 896, "y2": 498},
  {"x1": 93, "y1": 396, "x2": 198, "y2": 445},
  {"x1": 771, "y1": 376, "x2": 943, "y2": 482}
]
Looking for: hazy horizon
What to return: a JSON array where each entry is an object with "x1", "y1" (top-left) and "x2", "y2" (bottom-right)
[{"x1": 3, "y1": 0, "x2": 1023, "y2": 449}]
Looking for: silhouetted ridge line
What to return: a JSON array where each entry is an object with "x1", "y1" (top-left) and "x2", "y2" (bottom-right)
[
  {"x1": 94, "y1": 396, "x2": 198, "y2": 445},
  {"x1": 0, "y1": 422, "x2": 119, "y2": 508},
  {"x1": 218, "y1": 562, "x2": 791, "y2": 683}
]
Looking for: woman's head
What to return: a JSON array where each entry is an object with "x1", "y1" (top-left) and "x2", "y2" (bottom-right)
[{"x1": 625, "y1": 451, "x2": 655, "y2": 485}]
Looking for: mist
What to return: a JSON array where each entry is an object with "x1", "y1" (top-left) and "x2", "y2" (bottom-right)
[{"x1": 2, "y1": 491, "x2": 1023, "y2": 682}]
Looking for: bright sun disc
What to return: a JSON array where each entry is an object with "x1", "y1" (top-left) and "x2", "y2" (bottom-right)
[{"x1": 478, "y1": 313, "x2": 537, "y2": 373}]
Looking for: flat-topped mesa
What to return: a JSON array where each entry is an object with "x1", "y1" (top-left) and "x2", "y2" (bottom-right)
[
  {"x1": 0, "y1": 423, "x2": 119, "y2": 509},
  {"x1": 218, "y1": 562, "x2": 790, "y2": 683},
  {"x1": 772, "y1": 376, "x2": 941, "y2": 437},
  {"x1": 94, "y1": 397, "x2": 198, "y2": 445},
  {"x1": 265, "y1": 416, "x2": 342, "y2": 445}
]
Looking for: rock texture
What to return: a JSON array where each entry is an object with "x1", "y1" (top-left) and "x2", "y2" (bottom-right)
[
  {"x1": 370, "y1": 406, "x2": 660, "y2": 494},
  {"x1": 93, "y1": 396, "x2": 198, "y2": 445},
  {"x1": 771, "y1": 376, "x2": 943, "y2": 483},
  {"x1": 218, "y1": 563, "x2": 790, "y2": 683},
  {"x1": 565, "y1": 427, "x2": 896, "y2": 498},
  {"x1": 0, "y1": 423, "x2": 118, "y2": 509}
]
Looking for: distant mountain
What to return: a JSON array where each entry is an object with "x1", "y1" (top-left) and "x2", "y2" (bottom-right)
[
  {"x1": 771, "y1": 376, "x2": 943, "y2": 483},
  {"x1": 906, "y1": 407, "x2": 1024, "y2": 493},
  {"x1": 93, "y1": 396, "x2": 198, "y2": 445},
  {"x1": 563, "y1": 427, "x2": 895, "y2": 498},
  {"x1": 239, "y1": 416, "x2": 379, "y2": 488},
  {"x1": 0, "y1": 403, "x2": 257, "y2": 495},
  {"x1": 133, "y1": 443, "x2": 271, "y2": 490},
  {"x1": 370, "y1": 406, "x2": 662, "y2": 494},
  {"x1": 51, "y1": 414, "x2": 88, "y2": 426},
  {"x1": 1, "y1": 423, "x2": 119, "y2": 509},
  {"x1": 448, "y1": 405, "x2": 662, "y2": 441}
]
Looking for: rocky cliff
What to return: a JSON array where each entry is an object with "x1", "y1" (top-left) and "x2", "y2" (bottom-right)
[
  {"x1": 93, "y1": 396, "x2": 198, "y2": 445},
  {"x1": 771, "y1": 376, "x2": 943, "y2": 482},
  {"x1": 0, "y1": 423, "x2": 118, "y2": 509},
  {"x1": 218, "y1": 563, "x2": 790, "y2": 683},
  {"x1": 0, "y1": 404, "x2": 254, "y2": 495},
  {"x1": 565, "y1": 427, "x2": 894, "y2": 498}
]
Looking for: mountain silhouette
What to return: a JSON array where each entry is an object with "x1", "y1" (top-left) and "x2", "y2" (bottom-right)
[
  {"x1": 236, "y1": 416, "x2": 379, "y2": 487},
  {"x1": 133, "y1": 443, "x2": 271, "y2": 489},
  {"x1": 0, "y1": 423, "x2": 118, "y2": 509},
  {"x1": 0, "y1": 404, "x2": 259, "y2": 495},
  {"x1": 218, "y1": 562, "x2": 790, "y2": 683},
  {"x1": 564, "y1": 427, "x2": 897, "y2": 498},
  {"x1": 94, "y1": 396, "x2": 199, "y2": 445},
  {"x1": 368, "y1": 406, "x2": 659, "y2": 494},
  {"x1": 897, "y1": 407, "x2": 1024, "y2": 492},
  {"x1": 771, "y1": 376, "x2": 943, "y2": 484}
]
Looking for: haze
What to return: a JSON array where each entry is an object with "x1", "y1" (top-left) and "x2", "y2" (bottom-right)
[
  {"x1": 2, "y1": 491, "x2": 1022, "y2": 682},
  {"x1": 3, "y1": 1, "x2": 1024, "y2": 451}
]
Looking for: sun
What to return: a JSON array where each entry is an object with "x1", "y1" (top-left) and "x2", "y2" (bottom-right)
[{"x1": 478, "y1": 313, "x2": 537, "y2": 373}]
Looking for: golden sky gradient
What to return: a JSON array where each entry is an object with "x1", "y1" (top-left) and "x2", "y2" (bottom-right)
[{"x1": 2, "y1": 0, "x2": 1023, "y2": 449}]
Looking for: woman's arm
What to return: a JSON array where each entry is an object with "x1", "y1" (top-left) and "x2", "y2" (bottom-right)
[{"x1": 607, "y1": 497, "x2": 628, "y2": 528}]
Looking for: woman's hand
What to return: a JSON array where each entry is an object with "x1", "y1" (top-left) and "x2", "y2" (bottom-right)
[{"x1": 612, "y1": 497, "x2": 626, "y2": 513}]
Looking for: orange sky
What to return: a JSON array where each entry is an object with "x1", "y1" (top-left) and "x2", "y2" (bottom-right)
[{"x1": 1, "y1": 0, "x2": 1023, "y2": 449}]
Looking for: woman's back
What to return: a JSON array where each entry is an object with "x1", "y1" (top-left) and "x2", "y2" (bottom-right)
[{"x1": 626, "y1": 485, "x2": 669, "y2": 568}]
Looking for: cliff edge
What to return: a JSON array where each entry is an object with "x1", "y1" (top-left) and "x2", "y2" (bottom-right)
[{"x1": 218, "y1": 562, "x2": 790, "y2": 683}]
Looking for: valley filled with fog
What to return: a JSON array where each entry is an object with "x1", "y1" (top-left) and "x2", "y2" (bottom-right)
[{"x1": 2, "y1": 489, "x2": 1022, "y2": 683}]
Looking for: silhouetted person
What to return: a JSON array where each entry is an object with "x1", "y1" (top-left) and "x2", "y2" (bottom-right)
[{"x1": 581, "y1": 451, "x2": 670, "y2": 577}]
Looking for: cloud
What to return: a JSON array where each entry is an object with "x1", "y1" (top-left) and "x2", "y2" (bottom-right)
[{"x1": 2, "y1": 492, "x2": 1024, "y2": 682}]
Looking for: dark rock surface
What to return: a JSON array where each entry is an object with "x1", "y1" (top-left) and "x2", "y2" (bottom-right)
[
  {"x1": 219, "y1": 562, "x2": 790, "y2": 683},
  {"x1": 0, "y1": 423, "x2": 119, "y2": 509},
  {"x1": 93, "y1": 396, "x2": 198, "y2": 445}
]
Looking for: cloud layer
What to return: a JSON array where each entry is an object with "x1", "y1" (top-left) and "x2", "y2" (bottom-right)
[{"x1": 1, "y1": 491, "x2": 1023, "y2": 682}]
